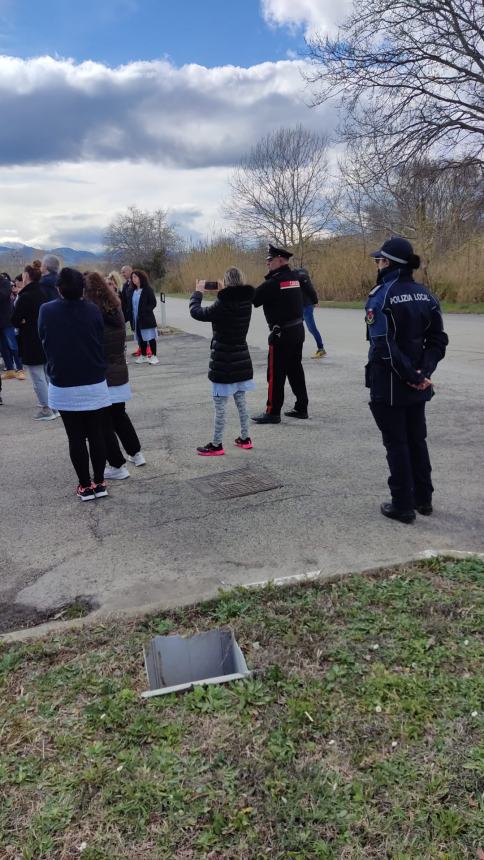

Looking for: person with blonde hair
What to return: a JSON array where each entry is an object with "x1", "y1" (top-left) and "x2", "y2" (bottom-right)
[
  {"x1": 190, "y1": 266, "x2": 255, "y2": 455},
  {"x1": 106, "y1": 270, "x2": 123, "y2": 295}
]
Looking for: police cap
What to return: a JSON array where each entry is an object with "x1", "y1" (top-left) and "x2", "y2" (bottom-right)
[
  {"x1": 267, "y1": 243, "x2": 293, "y2": 261},
  {"x1": 370, "y1": 237, "x2": 414, "y2": 265}
]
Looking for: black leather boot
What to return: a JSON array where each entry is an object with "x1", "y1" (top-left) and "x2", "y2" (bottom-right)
[{"x1": 380, "y1": 502, "x2": 416, "y2": 524}]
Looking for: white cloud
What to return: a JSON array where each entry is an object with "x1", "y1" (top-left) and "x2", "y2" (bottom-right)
[
  {"x1": 260, "y1": 0, "x2": 351, "y2": 37},
  {"x1": 0, "y1": 54, "x2": 332, "y2": 168},
  {"x1": 0, "y1": 160, "x2": 235, "y2": 250},
  {"x1": 0, "y1": 54, "x2": 339, "y2": 248}
]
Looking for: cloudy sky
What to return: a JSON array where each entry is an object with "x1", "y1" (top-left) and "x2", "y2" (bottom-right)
[{"x1": 0, "y1": 0, "x2": 349, "y2": 250}]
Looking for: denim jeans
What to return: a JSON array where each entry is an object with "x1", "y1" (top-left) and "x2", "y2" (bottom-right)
[
  {"x1": 25, "y1": 364, "x2": 49, "y2": 407},
  {"x1": 0, "y1": 327, "x2": 23, "y2": 371},
  {"x1": 303, "y1": 305, "x2": 324, "y2": 350}
]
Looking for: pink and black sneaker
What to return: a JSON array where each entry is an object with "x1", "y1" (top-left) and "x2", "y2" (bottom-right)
[
  {"x1": 197, "y1": 442, "x2": 225, "y2": 457},
  {"x1": 76, "y1": 484, "x2": 96, "y2": 501},
  {"x1": 234, "y1": 437, "x2": 253, "y2": 449},
  {"x1": 93, "y1": 481, "x2": 109, "y2": 498}
]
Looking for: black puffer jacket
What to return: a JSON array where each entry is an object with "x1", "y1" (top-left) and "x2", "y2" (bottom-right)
[
  {"x1": 11, "y1": 282, "x2": 48, "y2": 364},
  {"x1": 102, "y1": 307, "x2": 129, "y2": 388},
  {"x1": 189, "y1": 285, "x2": 254, "y2": 384}
]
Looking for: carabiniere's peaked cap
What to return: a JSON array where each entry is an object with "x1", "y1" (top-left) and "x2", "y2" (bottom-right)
[{"x1": 267, "y1": 243, "x2": 293, "y2": 260}]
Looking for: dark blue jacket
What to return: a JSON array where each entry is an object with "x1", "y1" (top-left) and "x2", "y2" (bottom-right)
[
  {"x1": 39, "y1": 272, "x2": 59, "y2": 302},
  {"x1": 38, "y1": 298, "x2": 107, "y2": 388},
  {"x1": 365, "y1": 266, "x2": 448, "y2": 406}
]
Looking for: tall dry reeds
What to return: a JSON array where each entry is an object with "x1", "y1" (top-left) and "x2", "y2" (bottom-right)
[{"x1": 164, "y1": 233, "x2": 484, "y2": 303}]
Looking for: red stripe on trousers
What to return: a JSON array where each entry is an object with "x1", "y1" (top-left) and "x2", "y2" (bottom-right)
[{"x1": 267, "y1": 343, "x2": 274, "y2": 413}]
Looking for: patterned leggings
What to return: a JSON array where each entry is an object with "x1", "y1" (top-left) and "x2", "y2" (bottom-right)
[{"x1": 213, "y1": 391, "x2": 250, "y2": 444}]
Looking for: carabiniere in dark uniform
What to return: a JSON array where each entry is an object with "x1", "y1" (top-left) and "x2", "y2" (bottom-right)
[
  {"x1": 252, "y1": 244, "x2": 309, "y2": 424},
  {"x1": 365, "y1": 237, "x2": 449, "y2": 523}
]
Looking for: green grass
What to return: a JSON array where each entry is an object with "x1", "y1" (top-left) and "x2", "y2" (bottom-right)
[{"x1": 1, "y1": 557, "x2": 483, "y2": 859}]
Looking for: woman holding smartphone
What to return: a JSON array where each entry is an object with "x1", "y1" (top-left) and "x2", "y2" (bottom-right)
[{"x1": 189, "y1": 267, "x2": 255, "y2": 456}]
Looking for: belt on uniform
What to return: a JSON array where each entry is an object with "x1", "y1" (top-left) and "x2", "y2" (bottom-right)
[
  {"x1": 268, "y1": 318, "x2": 303, "y2": 344},
  {"x1": 270, "y1": 318, "x2": 303, "y2": 333}
]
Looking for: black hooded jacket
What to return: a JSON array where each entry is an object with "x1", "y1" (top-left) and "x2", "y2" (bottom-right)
[{"x1": 189, "y1": 285, "x2": 254, "y2": 384}]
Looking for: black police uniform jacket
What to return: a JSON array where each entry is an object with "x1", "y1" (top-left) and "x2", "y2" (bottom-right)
[
  {"x1": 253, "y1": 264, "x2": 304, "y2": 328},
  {"x1": 365, "y1": 265, "x2": 448, "y2": 406},
  {"x1": 189, "y1": 285, "x2": 255, "y2": 384}
]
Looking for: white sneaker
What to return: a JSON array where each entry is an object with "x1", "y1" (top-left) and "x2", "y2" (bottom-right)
[
  {"x1": 148, "y1": 356, "x2": 159, "y2": 365},
  {"x1": 127, "y1": 451, "x2": 146, "y2": 466},
  {"x1": 135, "y1": 356, "x2": 149, "y2": 364},
  {"x1": 104, "y1": 464, "x2": 130, "y2": 480},
  {"x1": 53, "y1": 410, "x2": 61, "y2": 418}
]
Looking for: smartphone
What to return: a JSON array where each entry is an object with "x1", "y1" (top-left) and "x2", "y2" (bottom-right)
[{"x1": 204, "y1": 281, "x2": 218, "y2": 290}]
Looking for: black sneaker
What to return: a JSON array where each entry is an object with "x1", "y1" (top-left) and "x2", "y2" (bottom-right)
[
  {"x1": 252, "y1": 413, "x2": 281, "y2": 424},
  {"x1": 416, "y1": 503, "x2": 433, "y2": 515},
  {"x1": 234, "y1": 437, "x2": 253, "y2": 449},
  {"x1": 197, "y1": 442, "x2": 225, "y2": 456},
  {"x1": 284, "y1": 409, "x2": 308, "y2": 419},
  {"x1": 77, "y1": 484, "x2": 96, "y2": 501},
  {"x1": 380, "y1": 502, "x2": 415, "y2": 524},
  {"x1": 93, "y1": 482, "x2": 109, "y2": 498}
]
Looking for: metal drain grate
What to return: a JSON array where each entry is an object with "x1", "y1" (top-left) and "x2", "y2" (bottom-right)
[{"x1": 188, "y1": 466, "x2": 283, "y2": 500}]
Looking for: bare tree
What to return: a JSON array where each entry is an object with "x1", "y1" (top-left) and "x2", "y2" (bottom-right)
[
  {"x1": 104, "y1": 206, "x2": 179, "y2": 279},
  {"x1": 226, "y1": 126, "x2": 337, "y2": 264},
  {"x1": 307, "y1": 0, "x2": 484, "y2": 169},
  {"x1": 337, "y1": 136, "x2": 483, "y2": 280}
]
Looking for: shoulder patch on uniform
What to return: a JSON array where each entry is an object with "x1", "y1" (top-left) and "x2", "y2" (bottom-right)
[
  {"x1": 280, "y1": 280, "x2": 300, "y2": 289},
  {"x1": 366, "y1": 309, "x2": 375, "y2": 325}
]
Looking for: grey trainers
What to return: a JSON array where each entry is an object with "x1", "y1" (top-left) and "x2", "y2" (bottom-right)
[
  {"x1": 104, "y1": 464, "x2": 130, "y2": 480},
  {"x1": 33, "y1": 407, "x2": 57, "y2": 421},
  {"x1": 127, "y1": 451, "x2": 146, "y2": 466}
]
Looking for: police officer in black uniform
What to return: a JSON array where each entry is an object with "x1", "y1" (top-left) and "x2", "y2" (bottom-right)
[
  {"x1": 252, "y1": 244, "x2": 309, "y2": 424},
  {"x1": 365, "y1": 237, "x2": 448, "y2": 523}
]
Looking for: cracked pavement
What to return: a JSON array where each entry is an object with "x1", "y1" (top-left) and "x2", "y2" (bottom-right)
[{"x1": 1, "y1": 301, "x2": 483, "y2": 632}]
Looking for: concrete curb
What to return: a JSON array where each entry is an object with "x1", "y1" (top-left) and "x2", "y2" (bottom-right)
[{"x1": 2, "y1": 549, "x2": 482, "y2": 645}]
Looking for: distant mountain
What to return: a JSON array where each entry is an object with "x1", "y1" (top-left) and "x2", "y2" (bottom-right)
[
  {"x1": 50, "y1": 247, "x2": 99, "y2": 264},
  {"x1": 0, "y1": 243, "x2": 103, "y2": 266}
]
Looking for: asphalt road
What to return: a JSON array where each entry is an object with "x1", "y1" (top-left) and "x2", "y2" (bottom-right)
[{"x1": 1, "y1": 300, "x2": 483, "y2": 634}]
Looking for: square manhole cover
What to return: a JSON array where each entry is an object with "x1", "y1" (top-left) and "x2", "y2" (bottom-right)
[{"x1": 188, "y1": 466, "x2": 283, "y2": 500}]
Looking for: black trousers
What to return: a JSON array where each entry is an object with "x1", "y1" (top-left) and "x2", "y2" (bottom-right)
[
  {"x1": 370, "y1": 401, "x2": 433, "y2": 511},
  {"x1": 104, "y1": 402, "x2": 141, "y2": 467},
  {"x1": 59, "y1": 409, "x2": 107, "y2": 487},
  {"x1": 266, "y1": 327, "x2": 308, "y2": 416}
]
